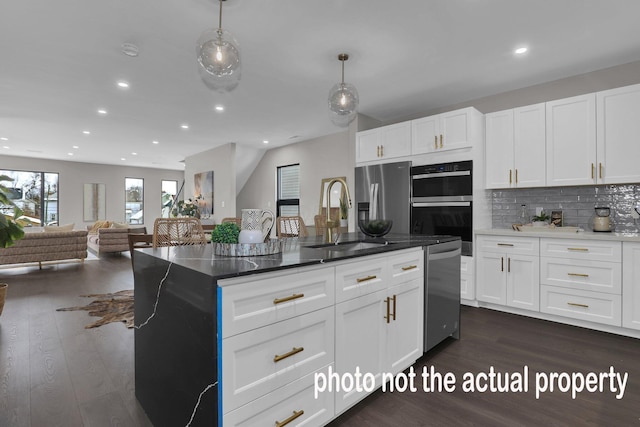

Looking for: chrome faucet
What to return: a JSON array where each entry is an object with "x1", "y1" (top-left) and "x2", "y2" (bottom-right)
[{"x1": 325, "y1": 177, "x2": 352, "y2": 243}]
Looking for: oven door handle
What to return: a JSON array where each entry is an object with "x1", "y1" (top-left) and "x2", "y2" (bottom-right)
[
  {"x1": 412, "y1": 170, "x2": 471, "y2": 179},
  {"x1": 412, "y1": 201, "x2": 471, "y2": 207}
]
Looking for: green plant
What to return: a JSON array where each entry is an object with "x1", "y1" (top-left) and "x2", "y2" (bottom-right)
[
  {"x1": 532, "y1": 211, "x2": 550, "y2": 222},
  {"x1": 172, "y1": 199, "x2": 198, "y2": 217},
  {"x1": 0, "y1": 175, "x2": 29, "y2": 248},
  {"x1": 211, "y1": 222, "x2": 240, "y2": 244}
]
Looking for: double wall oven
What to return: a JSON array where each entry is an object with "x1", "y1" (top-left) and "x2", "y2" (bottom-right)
[{"x1": 410, "y1": 160, "x2": 473, "y2": 256}]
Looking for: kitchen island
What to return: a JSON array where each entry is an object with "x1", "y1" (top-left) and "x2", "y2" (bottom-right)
[{"x1": 132, "y1": 233, "x2": 459, "y2": 426}]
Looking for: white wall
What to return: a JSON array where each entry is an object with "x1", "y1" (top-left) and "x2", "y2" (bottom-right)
[
  {"x1": 184, "y1": 143, "x2": 237, "y2": 223},
  {"x1": 236, "y1": 129, "x2": 354, "y2": 232},
  {"x1": 0, "y1": 155, "x2": 183, "y2": 229}
]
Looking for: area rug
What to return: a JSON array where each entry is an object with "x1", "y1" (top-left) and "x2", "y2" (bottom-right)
[{"x1": 57, "y1": 290, "x2": 134, "y2": 329}]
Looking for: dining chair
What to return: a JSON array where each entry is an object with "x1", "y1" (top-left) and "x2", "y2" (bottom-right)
[
  {"x1": 152, "y1": 217, "x2": 208, "y2": 248},
  {"x1": 276, "y1": 216, "x2": 308, "y2": 237},
  {"x1": 221, "y1": 217, "x2": 242, "y2": 226}
]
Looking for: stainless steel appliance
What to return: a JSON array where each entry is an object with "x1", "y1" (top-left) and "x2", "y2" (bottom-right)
[
  {"x1": 410, "y1": 160, "x2": 473, "y2": 256},
  {"x1": 355, "y1": 161, "x2": 411, "y2": 234},
  {"x1": 424, "y1": 239, "x2": 461, "y2": 352}
]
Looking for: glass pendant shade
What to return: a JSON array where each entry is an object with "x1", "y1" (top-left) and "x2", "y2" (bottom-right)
[{"x1": 328, "y1": 82, "x2": 359, "y2": 127}]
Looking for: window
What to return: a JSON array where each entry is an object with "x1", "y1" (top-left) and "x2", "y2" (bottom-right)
[
  {"x1": 125, "y1": 178, "x2": 144, "y2": 224},
  {"x1": 0, "y1": 169, "x2": 59, "y2": 226},
  {"x1": 276, "y1": 164, "x2": 300, "y2": 217},
  {"x1": 161, "y1": 180, "x2": 178, "y2": 218}
]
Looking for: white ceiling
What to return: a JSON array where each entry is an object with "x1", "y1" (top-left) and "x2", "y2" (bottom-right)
[{"x1": 2, "y1": 0, "x2": 640, "y2": 171}]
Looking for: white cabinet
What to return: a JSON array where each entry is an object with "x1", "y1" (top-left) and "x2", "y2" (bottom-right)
[
  {"x1": 545, "y1": 93, "x2": 597, "y2": 186},
  {"x1": 355, "y1": 121, "x2": 411, "y2": 164},
  {"x1": 334, "y1": 249, "x2": 424, "y2": 415},
  {"x1": 539, "y1": 238, "x2": 621, "y2": 327},
  {"x1": 476, "y1": 236, "x2": 539, "y2": 311},
  {"x1": 412, "y1": 107, "x2": 479, "y2": 155},
  {"x1": 460, "y1": 255, "x2": 474, "y2": 301},
  {"x1": 622, "y1": 242, "x2": 640, "y2": 330},
  {"x1": 596, "y1": 83, "x2": 640, "y2": 184}
]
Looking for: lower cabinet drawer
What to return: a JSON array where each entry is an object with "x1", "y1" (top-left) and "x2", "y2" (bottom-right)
[
  {"x1": 540, "y1": 257, "x2": 621, "y2": 294},
  {"x1": 222, "y1": 307, "x2": 335, "y2": 413},
  {"x1": 224, "y1": 365, "x2": 335, "y2": 427},
  {"x1": 335, "y1": 255, "x2": 387, "y2": 303},
  {"x1": 540, "y1": 285, "x2": 621, "y2": 326}
]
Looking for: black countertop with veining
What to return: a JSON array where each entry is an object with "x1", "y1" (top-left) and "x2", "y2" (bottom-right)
[{"x1": 136, "y1": 232, "x2": 460, "y2": 280}]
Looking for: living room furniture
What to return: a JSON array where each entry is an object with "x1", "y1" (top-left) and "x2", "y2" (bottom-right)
[
  {"x1": 0, "y1": 230, "x2": 88, "y2": 269},
  {"x1": 87, "y1": 226, "x2": 147, "y2": 256}
]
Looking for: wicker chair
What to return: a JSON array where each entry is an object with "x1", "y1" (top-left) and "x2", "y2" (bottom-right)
[
  {"x1": 276, "y1": 216, "x2": 308, "y2": 237},
  {"x1": 221, "y1": 217, "x2": 242, "y2": 226},
  {"x1": 152, "y1": 217, "x2": 208, "y2": 248}
]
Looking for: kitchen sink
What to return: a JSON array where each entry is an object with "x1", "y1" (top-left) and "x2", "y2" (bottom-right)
[{"x1": 306, "y1": 240, "x2": 391, "y2": 251}]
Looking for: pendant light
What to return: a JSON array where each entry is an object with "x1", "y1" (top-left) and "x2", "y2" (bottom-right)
[
  {"x1": 328, "y1": 53, "x2": 359, "y2": 127},
  {"x1": 196, "y1": 0, "x2": 241, "y2": 92}
]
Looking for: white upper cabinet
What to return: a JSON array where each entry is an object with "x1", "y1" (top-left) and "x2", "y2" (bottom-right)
[
  {"x1": 355, "y1": 121, "x2": 411, "y2": 164},
  {"x1": 412, "y1": 107, "x2": 478, "y2": 155},
  {"x1": 485, "y1": 104, "x2": 545, "y2": 189},
  {"x1": 596, "y1": 83, "x2": 640, "y2": 184}
]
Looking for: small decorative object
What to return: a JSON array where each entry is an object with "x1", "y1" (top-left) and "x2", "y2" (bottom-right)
[
  {"x1": 240, "y1": 208, "x2": 275, "y2": 242},
  {"x1": 212, "y1": 239, "x2": 284, "y2": 257},
  {"x1": 210, "y1": 222, "x2": 240, "y2": 244},
  {"x1": 531, "y1": 211, "x2": 550, "y2": 227},
  {"x1": 172, "y1": 199, "x2": 199, "y2": 217},
  {"x1": 358, "y1": 219, "x2": 393, "y2": 237},
  {"x1": 551, "y1": 210, "x2": 563, "y2": 227},
  {"x1": 328, "y1": 53, "x2": 359, "y2": 127}
]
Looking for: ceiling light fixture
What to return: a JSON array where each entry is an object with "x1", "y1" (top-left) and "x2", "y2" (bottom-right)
[
  {"x1": 328, "y1": 53, "x2": 359, "y2": 127},
  {"x1": 196, "y1": 0, "x2": 241, "y2": 92},
  {"x1": 515, "y1": 47, "x2": 528, "y2": 55},
  {"x1": 2, "y1": 146, "x2": 9, "y2": 149},
  {"x1": 0, "y1": 137, "x2": 8, "y2": 141},
  {"x1": 72, "y1": 145, "x2": 79, "y2": 149},
  {"x1": 97, "y1": 109, "x2": 107, "y2": 115},
  {"x1": 117, "y1": 81, "x2": 130, "y2": 89},
  {"x1": 82, "y1": 130, "x2": 91, "y2": 135},
  {"x1": 215, "y1": 105, "x2": 225, "y2": 112},
  {"x1": 121, "y1": 43, "x2": 139, "y2": 58},
  {"x1": 263, "y1": 140, "x2": 269, "y2": 144},
  {"x1": 181, "y1": 124, "x2": 189, "y2": 130},
  {"x1": 152, "y1": 140, "x2": 159, "y2": 145}
]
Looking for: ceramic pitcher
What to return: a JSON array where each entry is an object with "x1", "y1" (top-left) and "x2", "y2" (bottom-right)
[{"x1": 240, "y1": 208, "x2": 275, "y2": 242}]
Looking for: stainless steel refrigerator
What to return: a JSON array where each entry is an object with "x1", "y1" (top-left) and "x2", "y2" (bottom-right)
[{"x1": 355, "y1": 161, "x2": 411, "y2": 234}]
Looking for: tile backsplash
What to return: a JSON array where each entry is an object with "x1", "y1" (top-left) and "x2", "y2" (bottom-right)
[{"x1": 491, "y1": 184, "x2": 640, "y2": 233}]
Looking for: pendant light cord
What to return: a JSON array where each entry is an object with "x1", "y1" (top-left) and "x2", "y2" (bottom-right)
[{"x1": 218, "y1": 0, "x2": 223, "y2": 30}]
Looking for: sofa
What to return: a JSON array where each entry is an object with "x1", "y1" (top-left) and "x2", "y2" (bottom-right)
[
  {"x1": 87, "y1": 225, "x2": 147, "y2": 256},
  {"x1": 0, "y1": 229, "x2": 88, "y2": 268}
]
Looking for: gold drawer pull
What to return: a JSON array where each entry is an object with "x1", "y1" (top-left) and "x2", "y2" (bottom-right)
[
  {"x1": 567, "y1": 247, "x2": 588, "y2": 252},
  {"x1": 568, "y1": 273, "x2": 589, "y2": 278},
  {"x1": 497, "y1": 243, "x2": 514, "y2": 247},
  {"x1": 384, "y1": 296, "x2": 391, "y2": 323},
  {"x1": 392, "y1": 294, "x2": 397, "y2": 321},
  {"x1": 401, "y1": 265, "x2": 417, "y2": 271},
  {"x1": 275, "y1": 410, "x2": 304, "y2": 427},
  {"x1": 591, "y1": 163, "x2": 595, "y2": 179},
  {"x1": 434, "y1": 135, "x2": 437, "y2": 149},
  {"x1": 509, "y1": 169, "x2": 512, "y2": 184},
  {"x1": 273, "y1": 293, "x2": 304, "y2": 305},
  {"x1": 356, "y1": 275, "x2": 377, "y2": 283},
  {"x1": 439, "y1": 134, "x2": 443, "y2": 148},
  {"x1": 274, "y1": 347, "x2": 304, "y2": 363},
  {"x1": 567, "y1": 302, "x2": 589, "y2": 308}
]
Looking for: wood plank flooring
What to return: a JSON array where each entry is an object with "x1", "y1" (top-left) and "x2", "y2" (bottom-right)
[{"x1": 1, "y1": 254, "x2": 640, "y2": 426}]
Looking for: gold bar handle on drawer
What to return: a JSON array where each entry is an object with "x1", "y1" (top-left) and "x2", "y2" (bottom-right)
[
  {"x1": 515, "y1": 169, "x2": 518, "y2": 184},
  {"x1": 275, "y1": 410, "x2": 304, "y2": 427},
  {"x1": 392, "y1": 294, "x2": 397, "y2": 321},
  {"x1": 434, "y1": 135, "x2": 437, "y2": 149},
  {"x1": 568, "y1": 247, "x2": 589, "y2": 252},
  {"x1": 591, "y1": 163, "x2": 595, "y2": 179},
  {"x1": 599, "y1": 162, "x2": 603, "y2": 179},
  {"x1": 273, "y1": 293, "x2": 304, "y2": 305},
  {"x1": 501, "y1": 257, "x2": 504, "y2": 272},
  {"x1": 384, "y1": 296, "x2": 391, "y2": 323},
  {"x1": 509, "y1": 169, "x2": 512, "y2": 184},
  {"x1": 567, "y1": 302, "x2": 589, "y2": 308},
  {"x1": 439, "y1": 134, "x2": 443, "y2": 148},
  {"x1": 568, "y1": 273, "x2": 589, "y2": 278},
  {"x1": 497, "y1": 243, "x2": 514, "y2": 247},
  {"x1": 401, "y1": 265, "x2": 418, "y2": 271},
  {"x1": 356, "y1": 275, "x2": 377, "y2": 283},
  {"x1": 381, "y1": 145, "x2": 384, "y2": 157},
  {"x1": 274, "y1": 347, "x2": 304, "y2": 363}
]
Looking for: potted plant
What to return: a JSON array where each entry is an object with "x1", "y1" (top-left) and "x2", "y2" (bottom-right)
[
  {"x1": 0, "y1": 175, "x2": 29, "y2": 317},
  {"x1": 531, "y1": 211, "x2": 550, "y2": 227},
  {"x1": 339, "y1": 194, "x2": 348, "y2": 228}
]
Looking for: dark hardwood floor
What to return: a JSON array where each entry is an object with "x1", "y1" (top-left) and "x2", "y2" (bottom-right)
[{"x1": 2, "y1": 254, "x2": 639, "y2": 426}]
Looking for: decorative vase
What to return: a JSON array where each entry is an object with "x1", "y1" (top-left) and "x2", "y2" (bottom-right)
[{"x1": 0, "y1": 283, "x2": 7, "y2": 317}]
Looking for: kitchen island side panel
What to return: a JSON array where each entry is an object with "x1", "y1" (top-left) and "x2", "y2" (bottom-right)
[{"x1": 134, "y1": 251, "x2": 218, "y2": 427}]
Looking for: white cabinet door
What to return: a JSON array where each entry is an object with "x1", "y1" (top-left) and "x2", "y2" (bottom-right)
[
  {"x1": 546, "y1": 93, "x2": 596, "y2": 186},
  {"x1": 440, "y1": 109, "x2": 473, "y2": 151},
  {"x1": 505, "y1": 254, "x2": 539, "y2": 311},
  {"x1": 596, "y1": 84, "x2": 640, "y2": 184},
  {"x1": 514, "y1": 103, "x2": 546, "y2": 188},
  {"x1": 355, "y1": 129, "x2": 381, "y2": 163},
  {"x1": 411, "y1": 115, "x2": 440, "y2": 155},
  {"x1": 460, "y1": 255, "x2": 474, "y2": 301},
  {"x1": 476, "y1": 251, "x2": 506, "y2": 305},
  {"x1": 355, "y1": 122, "x2": 411, "y2": 164},
  {"x1": 334, "y1": 290, "x2": 386, "y2": 414},
  {"x1": 386, "y1": 278, "x2": 424, "y2": 376},
  {"x1": 623, "y1": 242, "x2": 640, "y2": 330},
  {"x1": 485, "y1": 109, "x2": 514, "y2": 189}
]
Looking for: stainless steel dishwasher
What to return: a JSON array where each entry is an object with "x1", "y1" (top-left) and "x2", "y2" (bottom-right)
[{"x1": 424, "y1": 239, "x2": 462, "y2": 352}]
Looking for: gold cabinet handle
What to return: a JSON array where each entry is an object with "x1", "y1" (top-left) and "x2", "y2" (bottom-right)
[
  {"x1": 275, "y1": 410, "x2": 304, "y2": 427},
  {"x1": 567, "y1": 302, "x2": 589, "y2": 308},
  {"x1": 384, "y1": 296, "x2": 391, "y2": 323},
  {"x1": 274, "y1": 347, "x2": 304, "y2": 363},
  {"x1": 401, "y1": 265, "x2": 417, "y2": 271},
  {"x1": 381, "y1": 145, "x2": 384, "y2": 156},
  {"x1": 356, "y1": 275, "x2": 377, "y2": 283},
  {"x1": 568, "y1": 273, "x2": 589, "y2": 278},
  {"x1": 376, "y1": 145, "x2": 380, "y2": 157},
  {"x1": 567, "y1": 247, "x2": 589, "y2": 252},
  {"x1": 497, "y1": 243, "x2": 514, "y2": 247},
  {"x1": 439, "y1": 134, "x2": 443, "y2": 148},
  {"x1": 515, "y1": 169, "x2": 518, "y2": 184},
  {"x1": 434, "y1": 135, "x2": 437, "y2": 149},
  {"x1": 508, "y1": 257, "x2": 511, "y2": 273},
  {"x1": 391, "y1": 294, "x2": 397, "y2": 321},
  {"x1": 501, "y1": 256, "x2": 504, "y2": 272},
  {"x1": 591, "y1": 163, "x2": 595, "y2": 179},
  {"x1": 599, "y1": 162, "x2": 603, "y2": 179},
  {"x1": 509, "y1": 169, "x2": 512, "y2": 184},
  {"x1": 273, "y1": 293, "x2": 304, "y2": 305}
]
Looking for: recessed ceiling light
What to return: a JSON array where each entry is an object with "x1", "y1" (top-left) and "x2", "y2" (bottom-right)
[
  {"x1": 67, "y1": 152, "x2": 74, "y2": 156},
  {"x1": 515, "y1": 47, "x2": 528, "y2": 55},
  {"x1": 2, "y1": 146, "x2": 9, "y2": 149},
  {"x1": 117, "y1": 81, "x2": 130, "y2": 89},
  {"x1": 97, "y1": 109, "x2": 107, "y2": 115},
  {"x1": 152, "y1": 140, "x2": 159, "y2": 144},
  {"x1": 0, "y1": 137, "x2": 8, "y2": 141},
  {"x1": 121, "y1": 157, "x2": 126, "y2": 161},
  {"x1": 132, "y1": 152, "x2": 138, "y2": 155},
  {"x1": 181, "y1": 124, "x2": 189, "y2": 129},
  {"x1": 72, "y1": 145, "x2": 79, "y2": 149},
  {"x1": 82, "y1": 130, "x2": 91, "y2": 135},
  {"x1": 215, "y1": 105, "x2": 225, "y2": 112},
  {"x1": 121, "y1": 43, "x2": 139, "y2": 57},
  {"x1": 263, "y1": 140, "x2": 269, "y2": 144}
]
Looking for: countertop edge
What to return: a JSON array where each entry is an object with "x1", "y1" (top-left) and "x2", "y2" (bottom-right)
[{"x1": 476, "y1": 228, "x2": 640, "y2": 242}]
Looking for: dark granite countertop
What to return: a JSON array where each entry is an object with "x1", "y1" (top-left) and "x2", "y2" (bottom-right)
[{"x1": 136, "y1": 232, "x2": 460, "y2": 280}]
